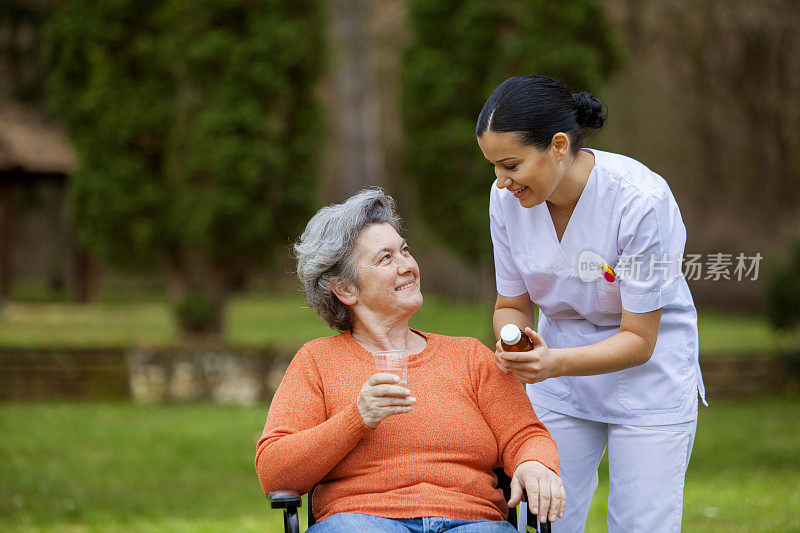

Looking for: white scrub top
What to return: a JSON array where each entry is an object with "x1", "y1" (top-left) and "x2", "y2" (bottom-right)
[{"x1": 490, "y1": 148, "x2": 706, "y2": 426}]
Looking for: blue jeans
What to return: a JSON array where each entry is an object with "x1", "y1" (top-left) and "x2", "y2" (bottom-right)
[{"x1": 307, "y1": 512, "x2": 517, "y2": 533}]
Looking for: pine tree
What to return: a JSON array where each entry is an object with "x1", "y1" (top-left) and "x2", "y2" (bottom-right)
[
  {"x1": 44, "y1": 0, "x2": 325, "y2": 338},
  {"x1": 402, "y1": 0, "x2": 621, "y2": 265}
]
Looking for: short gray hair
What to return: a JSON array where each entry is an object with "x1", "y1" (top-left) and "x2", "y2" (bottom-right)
[{"x1": 294, "y1": 187, "x2": 402, "y2": 331}]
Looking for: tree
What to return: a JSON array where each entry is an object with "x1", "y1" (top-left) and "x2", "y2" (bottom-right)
[
  {"x1": 664, "y1": 0, "x2": 800, "y2": 214},
  {"x1": 0, "y1": 0, "x2": 51, "y2": 102},
  {"x1": 43, "y1": 0, "x2": 325, "y2": 339},
  {"x1": 402, "y1": 0, "x2": 621, "y2": 266},
  {"x1": 765, "y1": 235, "x2": 800, "y2": 332}
]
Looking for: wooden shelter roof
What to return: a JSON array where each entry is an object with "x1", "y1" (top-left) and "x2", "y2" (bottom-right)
[{"x1": 0, "y1": 100, "x2": 77, "y2": 175}]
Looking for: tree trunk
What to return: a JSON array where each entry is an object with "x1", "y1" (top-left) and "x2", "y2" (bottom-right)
[
  {"x1": 166, "y1": 252, "x2": 228, "y2": 344},
  {"x1": 326, "y1": 0, "x2": 386, "y2": 200},
  {"x1": 0, "y1": 172, "x2": 16, "y2": 306},
  {"x1": 72, "y1": 246, "x2": 101, "y2": 304}
]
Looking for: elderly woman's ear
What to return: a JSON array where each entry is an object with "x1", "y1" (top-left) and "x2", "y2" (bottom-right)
[{"x1": 330, "y1": 278, "x2": 358, "y2": 306}]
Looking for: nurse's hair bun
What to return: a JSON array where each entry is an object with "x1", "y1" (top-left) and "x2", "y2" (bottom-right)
[{"x1": 572, "y1": 92, "x2": 607, "y2": 130}]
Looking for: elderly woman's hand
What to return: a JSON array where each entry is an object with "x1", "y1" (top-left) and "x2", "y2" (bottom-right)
[
  {"x1": 508, "y1": 460, "x2": 566, "y2": 524},
  {"x1": 357, "y1": 374, "x2": 416, "y2": 429},
  {"x1": 496, "y1": 327, "x2": 559, "y2": 384}
]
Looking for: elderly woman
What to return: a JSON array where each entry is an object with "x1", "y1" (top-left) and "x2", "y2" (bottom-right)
[{"x1": 256, "y1": 188, "x2": 565, "y2": 532}]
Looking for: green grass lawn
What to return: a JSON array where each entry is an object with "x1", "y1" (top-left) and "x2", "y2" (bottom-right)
[
  {"x1": 1, "y1": 397, "x2": 799, "y2": 532},
  {"x1": 1, "y1": 291, "x2": 797, "y2": 354},
  {"x1": 585, "y1": 396, "x2": 800, "y2": 532},
  {"x1": 0, "y1": 402, "x2": 289, "y2": 533}
]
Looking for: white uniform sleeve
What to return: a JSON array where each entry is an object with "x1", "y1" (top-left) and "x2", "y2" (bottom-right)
[
  {"x1": 489, "y1": 184, "x2": 527, "y2": 297},
  {"x1": 617, "y1": 193, "x2": 685, "y2": 313}
]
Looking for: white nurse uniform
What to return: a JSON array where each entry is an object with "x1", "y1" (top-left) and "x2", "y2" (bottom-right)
[{"x1": 489, "y1": 149, "x2": 706, "y2": 532}]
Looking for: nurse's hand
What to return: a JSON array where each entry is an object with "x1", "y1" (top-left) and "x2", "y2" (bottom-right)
[
  {"x1": 508, "y1": 460, "x2": 566, "y2": 523},
  {"x1": 498, "y1": 327, "x2": 558, "y2": 383}
]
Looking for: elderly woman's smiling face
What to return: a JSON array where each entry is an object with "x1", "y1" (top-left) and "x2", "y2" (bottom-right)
[{"x1": 349, "y1": 222, "x2": 422, "y2": 319}]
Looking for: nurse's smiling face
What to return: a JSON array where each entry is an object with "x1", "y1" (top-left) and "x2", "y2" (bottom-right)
[{"x1": 477, "y1": 130, "x2": 565, "y2": 209}]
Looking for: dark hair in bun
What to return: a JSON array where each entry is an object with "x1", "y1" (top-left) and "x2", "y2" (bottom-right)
[
  {"x1": 476, "y1": 75, "x2": 606, "y2": 153},
  {"x1": 572, "y1": 91, "x2": 606, "y2": 130}
]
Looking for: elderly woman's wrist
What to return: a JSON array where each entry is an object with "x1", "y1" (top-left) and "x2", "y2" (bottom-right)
[
  {"x1": 517, "y1": 460, "x2": 559, "y2": 479},
  {"x1": 513, "y1": 443, "x2": 560, "y2": 475},
  {"x1": 347, "y1": 402, "x2": 374, "y2": 432}
]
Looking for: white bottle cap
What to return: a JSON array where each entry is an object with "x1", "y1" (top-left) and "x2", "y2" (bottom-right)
[{"x1": 500, "y1": 324, "x2": 522, "y2": 345}]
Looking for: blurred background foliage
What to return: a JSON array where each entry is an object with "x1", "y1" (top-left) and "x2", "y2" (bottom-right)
[
  {"x1": 1, "y1": 2, "x2": 800, "y2": 532},
  {"x1": 41, "y1": 0, "x2": 325, "y2": 335},
  {"x1": 1, "y1": 0, "x2": 798, "y2": 341},
  {"x1": 402, "y1": 0, "x2": 620, "y2": 265},
  {"x1": 765, "y1": 234, "x2": 800, "y2": 331}
]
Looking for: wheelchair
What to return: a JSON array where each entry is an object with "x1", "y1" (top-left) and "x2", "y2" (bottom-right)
[{"x1": 268, "y1": 468, "x2": 552, "y2": 532}]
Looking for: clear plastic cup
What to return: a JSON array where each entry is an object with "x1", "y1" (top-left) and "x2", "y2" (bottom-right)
[{"x1": 373, "y1": 350, "x2": 409, "y2": 387}]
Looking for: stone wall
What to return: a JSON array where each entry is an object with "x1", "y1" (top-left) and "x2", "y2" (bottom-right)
[
  {"x1": 1, "y1": 347, "x2": 798, "y2": 403},
  {"x1": 699, "y1": 351, "x2": 800, "y2": 398},
  {"x1": 0, "y1": 347, "x2": 129, "y2": 400},
  {"x1": 125, "y1": 346, "x2": 294, "y2": 405},
  {"x1": 0, "y1": 346, "x2": 295, "y2": 406}
]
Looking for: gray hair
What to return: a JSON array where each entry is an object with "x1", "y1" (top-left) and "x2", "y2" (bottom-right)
[{"x1": 294, "y1": 187, "x2": 402, "y2": 331}]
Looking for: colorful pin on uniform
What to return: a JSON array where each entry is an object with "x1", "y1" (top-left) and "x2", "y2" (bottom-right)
[{"x1": 601, "y1": 264, "x2": 616, "y2": 282}]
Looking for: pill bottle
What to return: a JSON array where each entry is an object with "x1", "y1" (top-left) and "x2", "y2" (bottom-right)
[{"x1": 500, "y1": 324, "x2": 533, "y2": 352}]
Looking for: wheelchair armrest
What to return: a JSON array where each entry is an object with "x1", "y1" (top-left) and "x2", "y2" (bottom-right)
[
  {"x1": 526, "y1": 506, "x2": 552, "y2": 533},
  {"x1": 268, "y1": 491, "x2": 302, "y2": 533},
  {"x1": 268, "y1": 490, "x2": 302, "y2": 509}
]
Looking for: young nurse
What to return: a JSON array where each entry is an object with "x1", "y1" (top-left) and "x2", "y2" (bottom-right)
[{"x1": 476, "y1": 75, "x2": 706, "y2": 532}]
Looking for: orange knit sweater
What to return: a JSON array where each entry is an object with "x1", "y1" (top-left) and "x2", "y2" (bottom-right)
[{"x1": 255, "y1": 330, "x2": 559, "y2": 522}]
